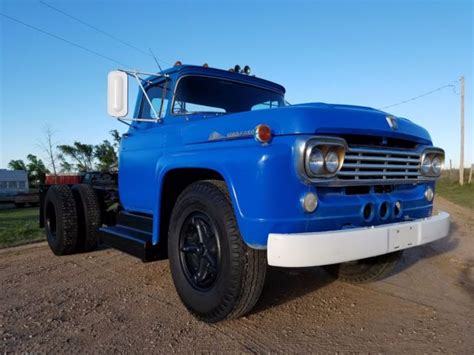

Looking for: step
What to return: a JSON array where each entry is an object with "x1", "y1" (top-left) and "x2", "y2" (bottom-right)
[
  {"x1": 116, "y1": 211, "x2": 153, "y2": 233},
  {"x1": 99, "y1": 225, "x2": 160, "y2": 261}
]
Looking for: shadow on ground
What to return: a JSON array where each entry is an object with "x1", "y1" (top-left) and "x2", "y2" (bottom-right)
[
  {"x1": 251, "y1": 265, "x2": 334, "y2": 315},
  {"x1": 392, "y1": 221, "x2": 460, "y2": 276},
  {"x1": 251, "y1": 221, "x2": 461, "y2": 315},
  {"x1": 459, "y1": 259, "x2": 474, "y2": 301}
]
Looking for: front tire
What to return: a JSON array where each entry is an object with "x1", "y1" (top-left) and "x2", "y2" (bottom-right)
[
  {"x1": 168, "y1": 180, "x2": 266, "y2": 323},
  {"x1": 324, "y1": 251, "x2": 403, "y2": 283}
]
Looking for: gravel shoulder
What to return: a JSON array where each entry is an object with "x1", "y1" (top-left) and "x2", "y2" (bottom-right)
[{"x1": 0, "y1": 197, "x2": 473, "y2": 353}]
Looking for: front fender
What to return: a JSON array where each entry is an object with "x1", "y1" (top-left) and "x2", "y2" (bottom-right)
[{"x1": 152, "y1": 136, "x2": 307, "y2": 248}]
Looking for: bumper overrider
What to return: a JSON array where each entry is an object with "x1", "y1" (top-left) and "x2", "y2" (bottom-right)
[{"x1": 267, "y1": 212, "x2": 450, "y2": 267}]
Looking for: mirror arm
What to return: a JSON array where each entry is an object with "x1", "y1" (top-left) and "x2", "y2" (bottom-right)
[
  {"x1": 132, "y1": 72, "x2": 162, "y2": 124},
  {"x1": 118, "y1": 118, "x2": 132, "y2": 127}
]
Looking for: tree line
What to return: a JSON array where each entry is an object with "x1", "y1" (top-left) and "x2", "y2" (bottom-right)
[{"x1": 8, "y1": 128, "x2": 121, "y2": 186}]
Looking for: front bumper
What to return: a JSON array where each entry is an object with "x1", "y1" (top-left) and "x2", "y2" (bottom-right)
[{"x1": 267, "y1": 212, "x2": 450, "y2": 267}]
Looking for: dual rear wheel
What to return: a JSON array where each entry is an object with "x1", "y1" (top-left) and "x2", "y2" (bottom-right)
[{"x1": 44, "y1": 184, "x2": 101, "y2": 255}]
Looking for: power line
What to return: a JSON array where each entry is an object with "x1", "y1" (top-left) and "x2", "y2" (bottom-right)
[
  {"x1": 0, "y1": 11, "x2": 130, "y2": 67},
  {"x1": 39, "y1": 0, "x2": 171, "y2": 67},
  {"x1": 378, "y1": 82, "x2": 457, "y2": 110}
]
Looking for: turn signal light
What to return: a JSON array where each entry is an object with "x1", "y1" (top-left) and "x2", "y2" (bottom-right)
[{"x1": 254, "y1": 124, "x2": 272, "y2": 143}]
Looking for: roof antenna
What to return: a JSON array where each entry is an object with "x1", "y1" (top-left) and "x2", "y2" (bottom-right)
[{"x1": 149, "y1": 48, "x2": 163, "y2": 73}]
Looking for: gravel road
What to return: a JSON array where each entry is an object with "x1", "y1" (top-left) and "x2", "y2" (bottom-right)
[{"x1": 1, "y1": 197, "x2": 473, "y2": 353}]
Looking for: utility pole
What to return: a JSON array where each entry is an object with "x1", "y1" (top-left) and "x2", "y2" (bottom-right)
[{"x1": 459, "y1": 76, "x2": 465, "y2": 186}]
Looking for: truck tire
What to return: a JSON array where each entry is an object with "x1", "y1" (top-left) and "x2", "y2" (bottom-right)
[
  {"x1": 168, "y1": 180, "x2": 267, "y2": 322},
  {"x1": 44, "y1": 185, "x2": 78, "y2": 255},
  {"x1": 71, "y1": 184, "x2": 101, "y2": 252},
  {"x1": 324, "y1": 251, "x2": 403, "y2": 283}
]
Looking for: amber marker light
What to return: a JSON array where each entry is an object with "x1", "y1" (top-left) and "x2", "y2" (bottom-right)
[{"x1": 254, "y1": 124, "x2": 272, "y2": 143}]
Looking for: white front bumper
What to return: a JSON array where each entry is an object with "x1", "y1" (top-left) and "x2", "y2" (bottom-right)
[{"x1": 267, "y1": 212, "x2": 450, "y2": 267}]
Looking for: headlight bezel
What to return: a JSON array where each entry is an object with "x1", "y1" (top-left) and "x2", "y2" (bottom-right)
[
  {"x1": 304, "y1": 138, "x2": 346, "y2": 178},
  {"x1": 420, "y1": 148, "x2": 445, "y2": 177}
]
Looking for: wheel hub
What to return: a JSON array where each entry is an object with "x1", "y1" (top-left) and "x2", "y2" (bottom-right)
[{"x1": 179, "y1": 212, "x2": 221, "y2": 290}]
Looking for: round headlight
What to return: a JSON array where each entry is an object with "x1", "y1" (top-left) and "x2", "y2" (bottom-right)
[
  {"x1": 308, "y1": 148, "x2": 324, "y2": 175},
  {"x1": 325, "y1": 150, "x2": 339, "y2": 174},
  {"x1": 421, "y1": 156, "x2": 432, "y2": 175},
  {"x1": 432, "y1": 156, "x2": 442, "y2": 175}
]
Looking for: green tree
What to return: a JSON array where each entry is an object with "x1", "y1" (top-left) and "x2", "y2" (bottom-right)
[
  {"x1": 8, "y1": 159, "x2": 27, "y2": 171},
  {"x1": 9, "y1": 156, "x2": 48, "y2": 186},
  {"x1": 57, "y1": 142, "x2": 95, "y2": 172},
  {"x1": 95, "y1": 140, "x2": 118, "y2": 172},
  {"x1": 94, "y1": 130, "x2": 121, "y2": 172},
  {"x1": 26, "y1": 154, "x2": 49, "y2": 186}
]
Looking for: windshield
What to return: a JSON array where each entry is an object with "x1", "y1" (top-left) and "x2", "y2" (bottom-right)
[{"x1": 172, "y1": 76, "x2": 285, "y2": 115}]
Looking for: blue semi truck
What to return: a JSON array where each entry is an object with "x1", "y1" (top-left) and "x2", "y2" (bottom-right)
[{"x1": 40, "y1": 63, "x2": 449, "y2": 322}]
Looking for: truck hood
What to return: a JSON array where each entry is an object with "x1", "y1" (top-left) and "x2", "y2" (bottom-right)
[{"x1": 183, "y1": 102, "x2": 432, "y2": 145}]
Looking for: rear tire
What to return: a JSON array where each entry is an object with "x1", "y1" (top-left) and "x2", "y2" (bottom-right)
[
  {"x1": 71, "y1": 184, "x2": 101, "y2": 252},
  {"x1": 168, "y1": 180, "x2": 267, "y2": 323},
  {"x1": 324, "y1": 251, "x2": 403, "y2": 283},
  {"x1": 44, "y1": 185, "x2": 78, "y2": 255}
]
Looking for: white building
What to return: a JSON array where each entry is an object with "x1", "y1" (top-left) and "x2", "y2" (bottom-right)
[{"x1": 0, "y1": 169, "x2": 29, "y2": 196}]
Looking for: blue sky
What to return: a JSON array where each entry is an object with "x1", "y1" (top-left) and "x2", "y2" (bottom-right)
[{"x1": 0, "y1": 0, "x2": 472, "y2": 169}]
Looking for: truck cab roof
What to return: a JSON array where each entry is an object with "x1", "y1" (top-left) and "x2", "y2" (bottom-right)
[{"x1": 145, "y1": 64, "x2": 286, "y2": 95}]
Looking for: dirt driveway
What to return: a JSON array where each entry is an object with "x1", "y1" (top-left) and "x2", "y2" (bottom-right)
[{"x1": 1, "y1": 197, "x2": 473, "y2": 353}]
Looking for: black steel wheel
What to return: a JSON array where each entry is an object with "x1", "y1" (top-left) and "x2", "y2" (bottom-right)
[
  {"x1": 179, "y1": 212, "x2": 221, "y2": 290},
  {"x1": 168, "y1": 180, "x2": 267, "y2": 323},
  {"x1": 43, "y1": 185, "x2": 78, "y2": 255}
]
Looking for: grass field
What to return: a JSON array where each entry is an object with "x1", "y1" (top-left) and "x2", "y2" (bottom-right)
[
  {"x1": 0, "y1": 207, "x2": 44, "y2": 248},
  {"x1": 436, "y1": 177, "x2": 474, "y2": 210}
]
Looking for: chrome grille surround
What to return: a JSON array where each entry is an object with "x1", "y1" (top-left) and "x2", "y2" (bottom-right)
[{"x1": 296, "y1": 136, "x2": 443, "y2": 186}]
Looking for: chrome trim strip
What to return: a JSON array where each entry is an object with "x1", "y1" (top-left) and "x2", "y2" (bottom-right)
[
  {"x1": 338, "y1": 171, "x2": 420, "y2": 177},
  {"x1": 342, "y1": 163, "x2": 420, "y2": 169},
  {"x1": 296, "y1": 136, "x2": 444, "y2": 186},
  {"x1": 344, "y1": 155, "x2": 421, "y2": 163}
]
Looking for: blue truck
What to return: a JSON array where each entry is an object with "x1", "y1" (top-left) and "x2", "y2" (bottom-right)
[{"x1": 40, "y1": 63, "x2": 450, "y2": 322}]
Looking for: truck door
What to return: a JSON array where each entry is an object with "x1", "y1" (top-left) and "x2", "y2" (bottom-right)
[{"x1": 119, "y1": 79, "x2": 171, "y2": 213}]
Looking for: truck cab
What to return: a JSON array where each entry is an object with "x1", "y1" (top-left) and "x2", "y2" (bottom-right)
[{"x1": 42, "y1": 63, "x2": 449, "y2": 322}]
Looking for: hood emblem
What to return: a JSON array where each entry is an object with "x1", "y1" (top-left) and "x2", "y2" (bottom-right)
[
  {"x1": 208, "y1": 131, "x2": 225, "y2": 141},
  {"x1": 386, "y1": 116, "x2": 398, "y2": 130}
]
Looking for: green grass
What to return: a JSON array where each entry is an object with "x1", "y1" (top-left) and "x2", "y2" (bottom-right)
[
  {"x1": 0, "y1": 207, "x2": 45, "y2": 248},
  {"x1": 436, "y1": 177, "x2": 474, "y2": 210}
]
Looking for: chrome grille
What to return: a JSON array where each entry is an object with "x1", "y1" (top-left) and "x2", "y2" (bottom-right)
[{"x1": 338, "y1": 147, "x2": 421, "y2": 181}]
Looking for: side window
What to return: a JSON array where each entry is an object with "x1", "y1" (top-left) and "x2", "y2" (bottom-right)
[
  {"x1": 252, "y1": 101, "x2": 281, "y2": 111},
  {"x1": 140, "y1": 81, "x2": 170, "y2": 119},
  {"x1": 18, "y1": 181, "x2": 26, "y2": 189},
  {"x1": 172, "y1": 102, "x2": 225, "y2": 115}
]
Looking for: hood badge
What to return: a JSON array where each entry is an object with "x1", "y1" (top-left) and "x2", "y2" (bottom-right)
[
  {"x1": 386, "y1": 116, "x2": 398, "y2": 130},
  {"x1": 209, "y1": 130, "x2": 254, "y2": 141}
]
